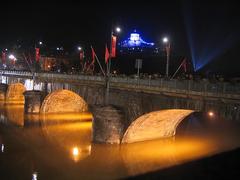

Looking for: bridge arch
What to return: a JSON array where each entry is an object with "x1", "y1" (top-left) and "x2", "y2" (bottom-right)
[
  {"x1": 5, "y1": 83, "x2": 26, "y2": 104},
  {"x1": 40, "y1": 89, "x2": 88, "y2": 113},
  {"x1": 122, "y1": 109, "x2": 194, "y2": 143}
]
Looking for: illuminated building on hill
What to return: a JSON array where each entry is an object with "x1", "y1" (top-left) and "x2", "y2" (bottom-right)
[{"x1": 119, "y1": 30, "x2": 157, "y2": 55}]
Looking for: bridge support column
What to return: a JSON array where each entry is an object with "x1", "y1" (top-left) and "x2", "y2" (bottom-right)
[
  {"x1": 24, "y1": 90, "x2": 45, "y2": 113},
  {"x1": 0, "y1": 83, "x2": 8, "y2": 101},
  {"x1": 92, "y1": 105, "x2": 125, "y2": 144}
]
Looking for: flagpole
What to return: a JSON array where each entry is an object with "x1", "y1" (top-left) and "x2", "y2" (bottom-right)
[
  {"x1": 171, "y1": 58, "x2": 185, "y2": 79},
  {"x1": 105, "y1": 29, "x2": 113, "y2": 105},
  {"x1": 91, "y1": 46, "x2": 106, "y2": 76}
]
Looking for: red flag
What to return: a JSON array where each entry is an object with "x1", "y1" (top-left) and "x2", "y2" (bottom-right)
[
  {"x1": 2, "y1": 52, "x2": 6, "y2": 64},
  {"x1": 91, "y1": 46, "x2": 96, "y2": 65},
  {"x1": 111, "y1": 35, "x2": 117, "y2": 58},
  {"x1": 80, "y1": 51, "x2": 84, "y2": 60},
  {"x1": 35, "y1": 48, "x2": 40, "y2": 62},
  {"x1": 182, "y1": 58, "x2": 187, "y2": 72},
  {"x1": 105, "y1": 45, "x2": 110, "y2": 63}
]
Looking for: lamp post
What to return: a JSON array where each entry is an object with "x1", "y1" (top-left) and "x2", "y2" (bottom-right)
[
  {"x1": 163, "y1": 37, "x2": 170, "y2": 78},
  {"x1": 32, "y1": 41, "x2": 42, "y2": 90},
  {"x1": 78, "y1": 46, "x2": 84, "y2": 72},
  {"x1": 105, "y1": 26, "x2": 121, "y2": 105}
]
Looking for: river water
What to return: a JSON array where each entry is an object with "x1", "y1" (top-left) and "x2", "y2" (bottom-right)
[{"x1": 0, "y1": 104, "x2": 240, "y2": 179}]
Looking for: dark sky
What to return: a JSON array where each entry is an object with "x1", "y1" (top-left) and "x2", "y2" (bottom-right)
[{"x1": 1, "y1": 1, "x2": 240, "y2": 75}]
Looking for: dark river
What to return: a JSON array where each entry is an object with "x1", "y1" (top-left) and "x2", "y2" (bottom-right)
[{"x1": 0, "y1": 103, "x2": 240, "y2": 179}]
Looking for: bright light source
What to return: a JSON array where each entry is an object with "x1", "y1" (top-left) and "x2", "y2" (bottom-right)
[
  {"x1": 32, "y1": 172, "x2": 38, "y2": 180},
  {"x1": 208, "y1": 111, "x2": 214, "y2": 117},
  {"x1": 56, "y1": 47, "x2": 60, "y2": 51},
  {"x1": 163, "y1": 37, "x2": 169, "y2": 43},
  {"x1": 73, "y1": 147, "x2": 79, "y2": 156},
  {"x1": 39, "y1": 41, "x2": 43, "y2": 45},
  {"x1": 1, "y1": 144, "x2": 4, "y2": 153},
  {"x1": 116, "y1": 27, "x2": 121, "y2": 33},
  {"x1": 78, "y1": 46, "x2": 82, "y2": 51},
  {"x1": 8, "y1": 54, "x2": 17, "y2": 60},
  {"x1": 5, "y1": 48, "x2": 8, "y2": 51}
]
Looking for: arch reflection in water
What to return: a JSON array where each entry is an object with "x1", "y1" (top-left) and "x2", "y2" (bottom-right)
[
  {"x1": 41, "y1": 118, "x2": 92, "y2": 162},
  {"x1": 40, "y1": 113, "x2": 92, "y2": 124},
  {"x1": 120, "y1": 136, "x2": 213, "y2": 176},
  {"x1": 0, "y1": 104, "x2": 24, "y2": 126}
]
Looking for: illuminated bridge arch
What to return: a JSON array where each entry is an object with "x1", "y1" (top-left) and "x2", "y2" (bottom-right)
[
  {"x1": 6, "y1": 83, "x2": 26, "y2": 104},
  {"x1": 40, "y1": 89, "x2": 88, "y2": 113},
  {"x1": 122, "y1": 109, "x2": 194, "y2": 143}
]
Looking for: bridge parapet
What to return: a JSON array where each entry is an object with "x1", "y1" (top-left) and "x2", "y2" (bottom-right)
[{"x1": 1, "y1": 70, "x2": 240, "y2": 99}]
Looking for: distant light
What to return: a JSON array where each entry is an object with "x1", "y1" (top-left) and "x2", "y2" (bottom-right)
[
  {"x1": 73, "y1": 147, "x2": 79, "y2": 156},
  {"x1": 1, "y1": 144, "x2": 4, "y2": 152},
  {"x1": 47, "y1": 65, "x2": 51, "y2": 68},
  {"x1": 32, "y1": 172, "x2": 38, "y2": 180},
  {"x1": 56, "y1": 47, "x2": 60, "y2": 51},
  {"x1": 39, "y1": 41, "x2": 43, "y2": 45},
  {"x1": 130, "y1": 33, "x2": 140, "y2": 41},
  {"x1": 8, "y1": 54, "x2": 17, "y2": 60},
  {"x1": 163, "y1": 37, "x2": 169, "y2": 43},
  {"x1": 208, "y1": 111, "x2": 214, "y2": 117},
  {"x1": 121, "y1": 31, "x2": 154, "y2": 48},
  {"x1": 78, "y1": 46, "x2": 82, "y2": 51},
  {"x1": 116, "y1": 27, "x2": 121, "y2": 33},
  {"x1": 5, "y1": 48, "x2": 8, "y2": 51}
]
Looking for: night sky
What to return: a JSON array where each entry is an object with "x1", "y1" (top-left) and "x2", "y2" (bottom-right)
[{"x1": 0, "y1": 1, "x2": 239, "y2": 76}]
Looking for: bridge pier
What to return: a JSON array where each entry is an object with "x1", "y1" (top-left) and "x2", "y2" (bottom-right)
[
  {"x1": 0, "y1": 83, "x2": 8, "y2": 101},
  {"x1": 23, "y1": 90, "x2": 45, "y2": 113},
  {"x1": 92, "y1": 105, "x2": 125, "y2": 144}
]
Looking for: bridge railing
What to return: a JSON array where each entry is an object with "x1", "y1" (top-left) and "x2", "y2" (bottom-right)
[
  {"x1": 110, "y1": 76, "x2": 240, "y2": 95},
  {"x1": 1, "y1": 70, "x2": 240, "y2": 95}
]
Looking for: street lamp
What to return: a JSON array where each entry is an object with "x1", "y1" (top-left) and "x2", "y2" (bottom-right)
[
  {"x1": 77, "y1": 46, "x2": 82, "y2": 51},
  {"x1": 163, "y1": 37, "x2": 168, "y2": 43},
  {"x1": 208, "y1": 111, "x2": 215, "y2": 117},
  {"x1": 105, "y1": 26, "x2": 121, "y2": 105},
  {"x1": 116, "y1": 27, "x2": 121, "y2": 33},
  {"x1": 163, "y1": 37, "x2": 170, "y2": 78}
]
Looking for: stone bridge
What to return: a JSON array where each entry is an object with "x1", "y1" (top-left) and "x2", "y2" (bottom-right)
[{"x1": 0, "y1": 70, "x2": 240, "y2": 144}]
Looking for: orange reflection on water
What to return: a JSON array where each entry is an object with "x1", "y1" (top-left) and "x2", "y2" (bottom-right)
[
  {"x1": 41, "y1": 121, "x2": 92, "y2": 162},
  {"x1": 1, "y1": 103, "x2": 240, "y2": 179},
  {"x1": 71, "y1": 145, "x2": 92, "y2": 162},
  {"x1": 120, "y1": 137, "x2": 216, "y2": 176},
  {"x1": 0, "y1": 103, "x2": 24, "y2": 126},
  {"x1": 40, "y1": 113, "x2": 92, "y2": 123}
]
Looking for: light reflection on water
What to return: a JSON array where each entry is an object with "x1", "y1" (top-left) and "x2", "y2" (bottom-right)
[{"x1": 0, "y1": 104, "x2": 240, "y2": 179}]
